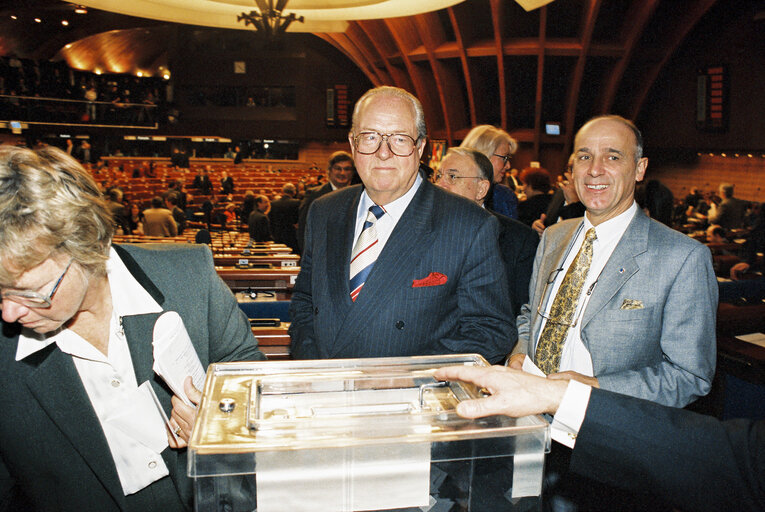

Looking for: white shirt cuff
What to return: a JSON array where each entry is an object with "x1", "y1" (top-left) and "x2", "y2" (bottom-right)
[{"x1": 550, "y1": 380, "x2": 592, "y2": 448}]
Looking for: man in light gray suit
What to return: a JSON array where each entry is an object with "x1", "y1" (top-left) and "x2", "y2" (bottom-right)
[
  {"x1": 509, "y1": 115, "x2": 717, "y2": 408},
  {"x1": 289, "y1": 86, "x2": 514, "y2": 364}
]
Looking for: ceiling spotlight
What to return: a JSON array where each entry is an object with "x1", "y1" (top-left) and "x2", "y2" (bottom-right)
[
  {"x1": 34, "y1": 18, "x2": 41, "y2": 23},
  {"x1": 238, "y1": 0, "x2": 304, "y2": 38},
  {"x1": 10, "y1": 15, "x2": 17, "y2": 20},
  {"x1": 74, "y1": 6, "x2": 88, "y2": 14},
  {"x1": 61, "y1": 20, "x2": 69, "y2": 26}
]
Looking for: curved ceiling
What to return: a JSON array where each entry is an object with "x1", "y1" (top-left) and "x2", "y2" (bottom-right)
[
  {"x1": 1, "y1": 0, "x2": 742, "y2": 157},
  {"x1": 75, "y1": 0, "x2": 466, "y2": 31}
]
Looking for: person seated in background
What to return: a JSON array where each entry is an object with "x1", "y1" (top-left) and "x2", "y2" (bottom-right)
[
  {"x1": 105, "y1": 187, "x2": 130, "y2": 235},
  {"x1": 706, "y1": 224, "x2": 728, "y2": 245},
  {"x1": 517, "y1": 167, "x2": 553, "y2": 227},
  {"x1": 192, "y1": 167, "x2": 213, "y2": 196},
  {"x1": 240, "y1": 190, "x2": 256, "y2": 224},
  {"x1": 248, "y1": 194, "x2": 272, "y2": 242},
  {"x1": 435, "y1": 147, "x2": 538, "y2": 318},
  {"x1": 143, "y1": 196, "x2": 178, "y2": 237},
  {"x1": 709, "y1": 182, "x2": 749, "y2": 231},
  {"x1": 635, "y1": 179, "x2": 674, "y2": 227},
  {"x1": 460, "y1": 124, "x2": 519, "y2": 219},
  {"x1": 434, "y1": 365, "x2": 765, "y2": 512},
  {"x1": 220, "y1": 171, "x2": 234, "y2": 195},
  {"x1": 0, "y1": 145, "x2": 265, "y2": 511},
  {"x1": 269, "y1": 183, "x2": 300, "y2": 252},
  {"x1": 127, "y1": 202, "x2": 145, "y2": 235},
  {"x1": 164, "y1": 194, "x2": 186, "y2": 236}
]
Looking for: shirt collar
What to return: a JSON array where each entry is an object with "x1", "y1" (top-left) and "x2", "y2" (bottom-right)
[
  {"x1": 15, "y1": 246, "x2": 163, "y2": 361},
  {"x1": 358, "y1": 172, "x2": 423, "y2": 223},
  {"x1": 584, "y1": 201, "x2": 638, "y2": 246}
]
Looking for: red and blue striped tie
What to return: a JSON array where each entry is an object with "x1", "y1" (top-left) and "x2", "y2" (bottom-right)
[{"x1": 349, "y1": 205, "x2": 385, "y2": 301}]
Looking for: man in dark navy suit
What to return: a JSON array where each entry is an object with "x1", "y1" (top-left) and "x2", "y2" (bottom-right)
[
  {"x1": 436, "y1": 364, "x2": 765, "y2": 512},
  {"x1": 296, "y1": 151, "x2": 355, "y2": 252},
  {"x1": 435, "y1": 147, "x2": 538, "y2": 318},
  {"x1": 289, "y1": 86, "x2": 515, "y2": 363}
]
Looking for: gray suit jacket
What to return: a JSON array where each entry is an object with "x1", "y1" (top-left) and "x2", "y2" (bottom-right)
[
  {"x1": 289, "y1": 177, "x2": 516, "y2": 364},
  {"x1": 0, "y1": 244, "x2": 264, "y2": 511},
  {"x1": 514, "y1": 208, "x2": 717, "y2": 407}
]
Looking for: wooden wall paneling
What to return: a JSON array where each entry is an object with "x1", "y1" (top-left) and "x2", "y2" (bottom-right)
[
  {"x1": 596, "y1": 0, "x2": 660, "y2": 115},
  {"x1": 489, "y1": 0, "x2": 508, "y2": 129},
  {"x1": 357, "y1": 20, "x2": 413, "y2": 90},
  {"x1": 627, "y1": 0, "x2": 719, "y2": 119},
  {"x1": 447, "y1": 6, "x2": 477, "y2": 128},
  {"x1": 316, "y1": 33, "x2": 379, "y2": 87},
  {"x1": 383, "y1": 17, "x2": 442, "y2": 134},
  {"x1": 346, "y1": 22, "x2": 392, "y2": 85},
  {"x1": 562, "y1": 0, "x2": 601, "y2": 158},
  {"x1": 414, "y1": 12, "x2": 460, "y2": 144}
]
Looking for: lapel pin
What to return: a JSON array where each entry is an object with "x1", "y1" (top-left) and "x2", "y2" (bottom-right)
[{"x1": 618, "y1": 267, "x2": 625, "y2": 274}]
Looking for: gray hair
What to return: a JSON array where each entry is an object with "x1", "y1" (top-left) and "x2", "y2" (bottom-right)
[
  {"x1": 441, "y1": 147, "x2": 493, "y2": 182},
  {"x1": 0, "y1": 145, "x2": 113, "y2": 281},
  {"x1": 460, "y1": 125, "x2": 518, "y2": 158},
  {"x1": 351, "y1": 86, "x2": 427, "y2": 141}
]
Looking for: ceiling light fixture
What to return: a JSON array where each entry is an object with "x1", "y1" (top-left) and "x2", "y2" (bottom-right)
[{"x1": 237, "y1": 0, "x2": 304, "y2": 37}]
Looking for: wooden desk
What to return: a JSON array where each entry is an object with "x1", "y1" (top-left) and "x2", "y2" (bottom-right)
[
  {"x1": 216, "y1": 267, "x2": 300, "y2": 290},
  {"x1": 252, "y1": 323, "x2": 291, "y2": 360},
  {"x1": 212, "y1": 246, "x2": 293, "y2": 255},
  {"x1": 214, "y1": 254, "x2": 299, "y2": 267}
]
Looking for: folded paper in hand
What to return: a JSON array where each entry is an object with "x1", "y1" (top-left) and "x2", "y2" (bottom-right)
[{"x1": 152, "y1": 311, "x2": 205, "y2": 407}]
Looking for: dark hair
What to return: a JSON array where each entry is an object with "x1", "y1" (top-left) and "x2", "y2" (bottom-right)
[
  {"x1": 151, "y1": 196, "x2": 163, "y2": 208},
  {"x1": 520, "y1": 167, "x2": 552, "y2": 193},
  {"x1": 328, "y1": 151, "x2": 353, "y2": 169}
]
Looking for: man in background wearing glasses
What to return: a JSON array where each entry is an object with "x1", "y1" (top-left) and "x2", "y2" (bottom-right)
[
  {"x1": 435, "y1": 147, "x2": 538, "y2": 319},
  {"x1": 509, "y1": 115, "x2": 717, "y2": 409},
  {"x1": 289, "y1": 86, "x2": 515, "y2": 363}
]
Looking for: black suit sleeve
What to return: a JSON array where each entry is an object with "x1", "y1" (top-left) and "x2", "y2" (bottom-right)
[{"x1": 570, "y1": 388, "x2": 765, "y2": 512}]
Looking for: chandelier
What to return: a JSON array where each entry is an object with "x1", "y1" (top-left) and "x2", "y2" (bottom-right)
[{"x1": 237, "y1": 0, "x2": 304, "y2": 37}]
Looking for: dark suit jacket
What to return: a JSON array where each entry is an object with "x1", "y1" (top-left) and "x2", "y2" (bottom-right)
[
  {"x1": 248, "y1": 210, "x2": 271, "y2": 242},
  {"x1": 543, "y1": 188, "x2": 586, "y2": 227},
  {"x1": 297, "y1": 182, "x2": 334, "y2": 252},
  {"x1": 0, "y1": 244, "x2": 264, "y2": 512},
  {"x1": 289, "y1": 177, "x2": 515, "y2": 364},
  {"x1": 570, "y1": 387, "x2": 765, "y2": 512},
  {"x1": 269, "y1": 196, "x2": 300, "y2": 251},
  {"x1": 518, "y1": 193, "x2": 552, "y2": 227},
  {"x1": 491, "y1": 211, "x2": 539, "y2": 318},
  {"x1": 192, "y1": 175, "x2": 212, "y2": 195}
]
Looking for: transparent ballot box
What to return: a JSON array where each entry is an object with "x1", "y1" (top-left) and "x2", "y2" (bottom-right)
[{"x1": 188, "y1": 354, "x2": 550, "y2": 511}]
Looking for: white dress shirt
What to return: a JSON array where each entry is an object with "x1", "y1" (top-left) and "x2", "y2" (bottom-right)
[
  {"x1": 16, "y1": 247, "x2": 170, "y2": 495},
  {"x1": 353, "y1": 173, "x2": 423, "y2": 253},
  {"x1": 537, "y1": 202, "x2": 638, "y2": 376}
]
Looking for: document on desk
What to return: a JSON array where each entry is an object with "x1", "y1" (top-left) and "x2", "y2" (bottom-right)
[
  {"x1": 735, "y1": 332, "x2": 765, "y2": 348},
  {"x1": 152, "y1": 311, "x2": 206, "y2": 406}
]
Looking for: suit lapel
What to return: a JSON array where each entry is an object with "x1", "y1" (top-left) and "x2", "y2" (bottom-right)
[
  {"x1": 25, "y1": 346, "x2": 127, "y2": 509},
  {"x1": 581, "y1": 209, "x2": 649, "y2": 328},
  {"x1": 329, "y1": 180, "x2": 436, "y2": 355}
]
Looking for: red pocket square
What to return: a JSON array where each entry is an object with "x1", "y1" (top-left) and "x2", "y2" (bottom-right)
[{"x1": 412, "y1": 272, "x2": 448, "y2": 288}]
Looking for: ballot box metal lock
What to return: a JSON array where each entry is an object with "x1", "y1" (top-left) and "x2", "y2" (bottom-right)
[{"x1": 188, "y1": 355, "x2": 550, "y2": 512}]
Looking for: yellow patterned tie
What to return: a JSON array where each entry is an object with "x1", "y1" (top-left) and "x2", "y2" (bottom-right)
[{"x1": 535, "y1": 227, "x2": 597, "y2": 374}]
